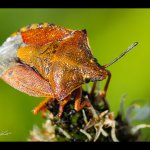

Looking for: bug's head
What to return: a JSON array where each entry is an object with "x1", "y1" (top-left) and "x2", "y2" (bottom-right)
[
  {"x1": 82, "y1": 59, "x2": 109, "y2": 83},
  {"x1": 82, "y1": 42, "x2": 138, "y2": 83}
]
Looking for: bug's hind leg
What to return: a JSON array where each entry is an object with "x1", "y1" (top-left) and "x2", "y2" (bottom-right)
[
  {"x1": 33, "y1": 97, "x2": 53, "y2": 115},
  {"x1": 74, "y1": 87, "x2": 91, "y2": 112}
]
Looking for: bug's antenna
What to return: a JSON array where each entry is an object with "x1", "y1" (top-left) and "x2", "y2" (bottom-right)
[{"x1": 104, "y1": 42, "x2": 138, "y2": 68}]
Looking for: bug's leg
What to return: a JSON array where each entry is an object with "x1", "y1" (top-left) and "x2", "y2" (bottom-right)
[
  {"x1": 90, "y1": 81, "x2": 97, "y2": 97},
  {"x1": 58, "y1": 96, "x2": 70, "y2": 117},
  {"x1": 98, "y1": 70, "x2": 111, "y2": 110},
  {"x1": 100, "y1": 70, "x2": 111, "y2": 98},
  {"x1": 74, "y1": 87, "x2": 91, "y2": 112},
  {"x1": 33, "y1": 97, "x2": 53, "y2": 115}
]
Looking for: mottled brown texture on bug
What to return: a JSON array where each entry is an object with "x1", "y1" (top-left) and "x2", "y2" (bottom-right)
[
  {"x1": 1, "y1": 64, "x2": 54, "y2": 97},
  {"x1": 17, "y1": 42, "x2": 59, "y2": 80},
  {"x1": 17, "y1": 27, "x2": 107, "y2": 100}
]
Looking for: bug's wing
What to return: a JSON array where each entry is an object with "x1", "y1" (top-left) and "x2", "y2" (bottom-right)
[
  {"x1": 21, "y1": 25, "x2": 73, "y2": 46},
  {"x1": 0, "y1": 33, "x2": 24, "y2": 77}
]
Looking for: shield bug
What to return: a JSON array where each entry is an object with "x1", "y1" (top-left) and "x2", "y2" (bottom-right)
[{"x1": 0, "y1": 23, "x2": 138, "y2": 117}]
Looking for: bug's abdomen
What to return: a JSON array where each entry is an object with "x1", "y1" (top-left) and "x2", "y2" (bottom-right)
[{"x1": 1, "y1": 64, "x2": 54, "y2": 97}]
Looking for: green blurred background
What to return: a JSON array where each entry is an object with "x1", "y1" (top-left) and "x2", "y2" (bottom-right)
[{"x1": 0, "y1": 8, "x2": 150, "y2": 141}]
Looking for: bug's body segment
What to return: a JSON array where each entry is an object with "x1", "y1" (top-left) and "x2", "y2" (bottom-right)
[
  {"x1": 0, "y1": 23, "x2": 136, "y2": 117},
  {"x1": 15, "y1": 24, "x2": 106, "y2": 101}
]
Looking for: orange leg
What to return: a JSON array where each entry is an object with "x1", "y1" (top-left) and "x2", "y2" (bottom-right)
[
  {"x1": 74, "y1": 87, "x2": 91, "y2": 112},
  {"x1": 90, "y1": 81, "x2": 97, "y2": 96},
  {"x1": 98, "y1": 71, "x2": 111, "y2": 110},
  {"x1": 58, "y1": 96, "x2": 70, "y2": 117},
  {"x1": 90, "y1": 71, "x2": 111, "y2": 98},
  {"x1": 33, "y1": 97, "x2": 53, "y2": 115},
  {"x1": 100, "y1": 70, "x2": 111, "y2": 98}
]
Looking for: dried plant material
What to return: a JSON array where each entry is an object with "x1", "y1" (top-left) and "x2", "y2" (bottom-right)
[
  {"x1": 28, "y1": 87, "x2": 150, "y2": 142},
  {"x1": 80, "y1": 129, "x2": 92, "y2": 141},
  {"x1": 131, "y1": 124, "x2": 150, "y2": 135},
  {"x1": 57, "y1": 127, "x2": 71, "y2": 139},
  {"x1": 28, "y1": 119, "x2": 56, "y2": 141},
  {"x1": 82, "y1": 109, "x2": 88, "y2": 124}
]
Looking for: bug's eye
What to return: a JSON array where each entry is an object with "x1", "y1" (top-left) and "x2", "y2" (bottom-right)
[
  {"x1": 83, "y1": 75, "x2": 90, "y2": 83},
  {"x1": 84, "y1": 78, "x2": 90, "y2": 83}
]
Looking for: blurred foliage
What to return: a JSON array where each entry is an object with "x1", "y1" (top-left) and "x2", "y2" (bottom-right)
[{"x1": 0, "y1": 8, "x2": 150, "y2": 141}]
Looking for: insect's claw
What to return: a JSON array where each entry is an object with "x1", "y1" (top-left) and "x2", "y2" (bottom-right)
[
  {"x1": 32, "y1": 108, "x2": 38, "y2": 115},
  {"x1": 58, "y1": 96, "x2": 70, "y2": 117},
  {"x1": 32, "y1": 97, "x2": 52, "y2": 115},
  {"x1": 100, "y1": 91, "x2": 106, "y2": 98}
]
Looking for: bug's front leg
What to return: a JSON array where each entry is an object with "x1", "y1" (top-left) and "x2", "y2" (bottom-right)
[
  {"x1": 90, "y1": 70, "x2": 111, "y2": 98},
  {"x1": 74, "y1": 87, "x2": 91, "y2": 112},
  {"x1": 100, "y1": 70, "x2": 111, "y2": 98},
  {"x1": 90, "y1": 81, "x2": 97, "y2": 97},
  {"x1": 90, "y1": 70, "x2": 111, "y2": 110},
  {"x1": 97, "y1": 70, "x2": 111, "y2": 111}
]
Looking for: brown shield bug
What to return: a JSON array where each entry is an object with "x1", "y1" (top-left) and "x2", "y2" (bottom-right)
[{"x1": 0, "y1": 23, "x2": 138, "y2": 117}]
